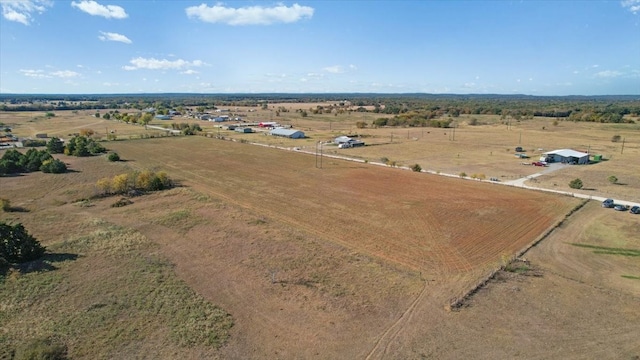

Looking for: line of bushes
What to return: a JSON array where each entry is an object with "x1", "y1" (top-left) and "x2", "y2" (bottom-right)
[{"x1": 95, "y1": 170, "x2": 173, "y2": 196}]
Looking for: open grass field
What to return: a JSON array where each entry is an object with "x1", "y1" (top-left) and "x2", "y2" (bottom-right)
[{"x1": 1, "y1": 108, "x2": 639, "y2": 358}]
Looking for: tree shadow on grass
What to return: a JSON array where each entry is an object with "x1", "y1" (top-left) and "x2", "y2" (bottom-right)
[
  {"x1": 2, "y1": 253, "x2": 80, "y2": 277},
  {"x1": 4, "y1": 206, "x2": 29, "y2": 212}
]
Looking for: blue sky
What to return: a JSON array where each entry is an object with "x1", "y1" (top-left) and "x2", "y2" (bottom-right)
[{"x1": 1, "y1": 0, "x2": 639, "y2": 95}]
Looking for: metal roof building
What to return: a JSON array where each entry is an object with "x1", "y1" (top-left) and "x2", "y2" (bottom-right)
[
  {"x1": 270, "y1": 128, "x2": 305, "y2": 139},
  {"x1": 542, "y1": 149, "x2": 590, "y2": 164},
  {"x1": 334, "y1": 136, "x2": 352, "y2": 144}
]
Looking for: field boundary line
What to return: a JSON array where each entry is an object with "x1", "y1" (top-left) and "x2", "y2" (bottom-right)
[{"x1": 446, "y1": 199, "x2": 589, "y2": 311}]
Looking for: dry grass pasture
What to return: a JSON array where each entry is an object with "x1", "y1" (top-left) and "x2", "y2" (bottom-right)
[{"x1": 1, "y1": 109, "x2": 639, "y2": 359}]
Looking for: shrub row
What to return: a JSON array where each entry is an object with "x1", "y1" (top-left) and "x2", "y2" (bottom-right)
[{"x1": 96, "y1": 170, "x2": 173, "y2": 195}]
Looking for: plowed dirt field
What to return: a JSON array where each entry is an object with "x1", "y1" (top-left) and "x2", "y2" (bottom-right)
[{"x1": 109, "y1": 136, "x2": 577, "y2": 276}]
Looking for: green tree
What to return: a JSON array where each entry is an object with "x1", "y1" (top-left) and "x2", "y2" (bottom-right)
[
  {"x1": 87, "y1": 141, "x2": 106, "y2": 155},
  {"x1": 107, "y1": 152, "x2": 120, "y2": 162},
  {"x1": 608, "y1": 175, "x2": 618, "y2": 184},
  {"x1": 569, "y1": 178, "x2": 583, "y2": 189},
  {"x1": 411, "y1": 164, "x2": 422, "y2": 172},
  {"x1": 140, "y1": 112, "x2": 153, "y2": 126},
  {"x1": 47, "y1": 137, "x2": 65, "y2": 154},
  {"x1": 72, "y1": 136, "x2": 90, "y2": 157},
  {"x1": 0, "y1": 149, "x2": 25, "y2": 175},
  {"x1": 40, "y1": 159, "x2": 67, "y2": 173},
  {"x1": 22, "y1": 148, "x2": 52, "y2": 172},
  {"x1": 0, "y1": 222, "x2": 46, "y2": 263}
]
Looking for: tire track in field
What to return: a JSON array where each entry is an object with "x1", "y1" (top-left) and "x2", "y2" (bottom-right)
[{"x1": 363, "y1": 279, "x2": 430, "y2": 360}]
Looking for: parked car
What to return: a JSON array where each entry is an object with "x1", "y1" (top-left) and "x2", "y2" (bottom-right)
[
  {"x1": 602, "y1": 199, "x2": 615, "y2": 208},
  {"x1": 614, "y1": 204, "x2": 628, "y2": 211},
  {"x1": 515, "y1": 146, "x2": 524, "y2": 152},
  {"x1": 532, "y1": 161, "x2": 547, "y2": 167},
  {"x1": 515, "y1": 153, "x2": 530, "y2": 159},
  {"x1": 629, "y1": 206, "x2": 640, "y2": 214}
]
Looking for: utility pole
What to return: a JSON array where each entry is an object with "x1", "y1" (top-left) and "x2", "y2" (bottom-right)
[
  {"x1": 621, "y1": 138, "x2": 625, "y2": 154},
  {"x1": 315, "y1": 141, "x2": 323, "y2": 168}
]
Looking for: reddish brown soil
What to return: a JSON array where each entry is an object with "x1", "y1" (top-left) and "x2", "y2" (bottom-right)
[{"x1": 109, "y1": 136, "x2": 577, "y2": 276}]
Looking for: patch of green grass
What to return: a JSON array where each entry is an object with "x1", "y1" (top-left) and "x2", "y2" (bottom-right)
[
  {"x1": 505, "y1": 264, "x2": 530, "y2": 274},
  {"x1": 621, "y1": 275, "x2": 640, "y2": 280},
  {"x1": 570, "y1": 243, "x2": 640, "y2": 257},
  {"x1": 0, "y1": 219, "x2": 233, "y2": 357}
]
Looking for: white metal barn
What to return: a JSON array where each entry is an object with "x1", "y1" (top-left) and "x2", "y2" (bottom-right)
[
  {"x1": 334, "y1": 136, "x2": 353, "y2": 144},
  {"x1": 542, "y1": 149, "x2": 590, "y2": 164},
  {"x1": 270, "y1": 128, "x2": 305, "y2": 139}
]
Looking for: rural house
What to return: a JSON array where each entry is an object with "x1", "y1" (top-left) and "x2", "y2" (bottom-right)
[{"x1": 541, "y1": 149, "x2": 590, "y2": 164}]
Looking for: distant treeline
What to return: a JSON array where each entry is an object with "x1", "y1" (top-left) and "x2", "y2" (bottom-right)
[{"x1": 1, "y1": 93, "x2": 638, "y2": 124}]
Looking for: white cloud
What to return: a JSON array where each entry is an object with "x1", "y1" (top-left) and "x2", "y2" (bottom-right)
[
  {"x1": 98, "y1": 31, "x2": 132, "y2": 44},
  {"x1": 323, "y1": 65, "x2": 345, "y2": 74},
  {"x1": 622, "y1": 0, "x2": 640, "y2": 14},
  {"x1": 50, "y1": 70, "x2": 80, "y2": 78},
  {"x1": 181, "y1": 69, "x2": 198, "y2": 75},
  {"x1": 322, "y1": 64, "x2": 357, "y2": 74},
  {"x1": 20, "y1": 69, "x2": 48, "y2": 78},
  {"x1": 123, "y1": 57, "x2": 205, "y2": 71},
  {"x1": 595, "y1": 70, "x2": 623, "y2": 78},
  {"x1": 1, "y1": 0, "x2": 52, "y2": 25},
  {"x1": 71, "y1": 0, "x2": 127, "y2": 19},
  {"x1": 19, "y1": 68, "x2": 80, "y2": 78},
  {"x1": 185, "y1": 3, "x2": 313, "y2": 25}
]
